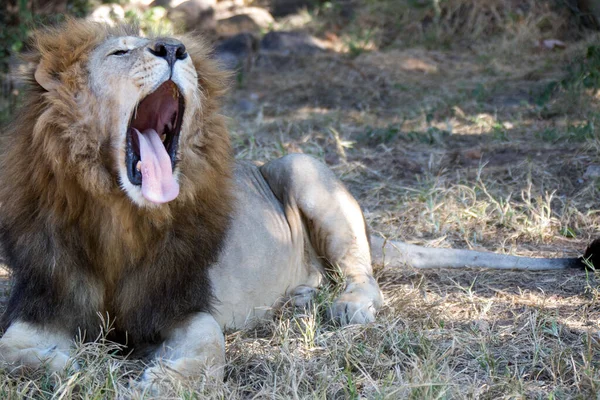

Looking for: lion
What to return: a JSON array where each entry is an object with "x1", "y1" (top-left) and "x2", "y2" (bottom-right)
[{"x1": 0, "y1": 19, "x2": 596, "y2": 388}]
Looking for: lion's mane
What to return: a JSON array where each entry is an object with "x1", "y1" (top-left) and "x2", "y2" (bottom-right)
[{"x1": 0, "y1": 20, "x2": 233, "y2": 349}]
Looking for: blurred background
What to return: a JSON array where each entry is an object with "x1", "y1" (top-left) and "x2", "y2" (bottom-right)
[{"x1": 2, "y1": 0, "x2": 600, "y2": 125}]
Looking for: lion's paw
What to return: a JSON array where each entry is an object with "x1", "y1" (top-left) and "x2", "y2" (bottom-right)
[
  {"x1": 289, "y1": 285, "x2": 317, "y2": 309},
  {"x1": 330, "y1": 293, "x2": 377, "y2": 325},
  {"x1": 0, "y1": 346, "x2": 72, "y2": 374},
  {"x1": 133, "y1": 363, "x2": 172, "y2": 397},
  {"x1": 41, "y1": 347, "x2": 72, "y2": 372},
  {"x1": 0, "y1": 321, "x2": 75, "y2": 374},
  {"x1": 133, "y1": 361, "x2": 187, "y2": 398},
  {"x1": 330, "y1": 282, "x2": 383, "y2": 325},
  {"x1": 133, "y1": 357, "x2": 224, "y2": 397}
]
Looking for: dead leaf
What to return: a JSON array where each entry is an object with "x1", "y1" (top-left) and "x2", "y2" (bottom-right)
[{"x1": 538, "y1": 39, "x2": 566, "y2": 50}]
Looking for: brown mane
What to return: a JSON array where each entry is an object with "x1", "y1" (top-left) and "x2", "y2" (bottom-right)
[{"x1": 0, "y1": 19, "x2": 234, "y2": 349}]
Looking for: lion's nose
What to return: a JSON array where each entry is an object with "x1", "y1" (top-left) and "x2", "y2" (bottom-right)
[{"x1": 148, "y1": 40, "x2": 188, "y2": 69}]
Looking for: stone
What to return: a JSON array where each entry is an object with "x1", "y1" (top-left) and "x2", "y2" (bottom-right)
[
  {"x1": 216, "y1": 7, "x2": 275, "y2": 37},
  {"x1": 583, "y1": 165, "x2": 600, "y2": 179},
  {"x1": 88, "y1": 4, "x2": 126, "y2": 25},
  {"x1": 260, "y1": 31, "x2": 326, "y2": 55},
  {"x1": 151, "y1": 0, "x2": 213, "y2": 8},
  {"x1": 167, "y1": 0, "x2": 216, "y2": 32},
  {"x1": 214, "y1": 33, "x2": 258, "y2": 70},
  {"x1": 213, "y1": 0, "x2": 245, "y2": 14}
]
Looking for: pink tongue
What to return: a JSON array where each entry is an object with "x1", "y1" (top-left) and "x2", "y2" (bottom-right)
[{"x1": 134, "y1": 128, "x2": 180, "y2": 203}]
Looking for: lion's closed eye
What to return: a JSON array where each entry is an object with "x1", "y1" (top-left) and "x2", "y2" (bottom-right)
[{"x1": 110, "y1": 49, "x2": 130, "y2": 56}]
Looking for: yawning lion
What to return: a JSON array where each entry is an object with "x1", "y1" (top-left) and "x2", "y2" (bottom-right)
[{"x1": 0, "y1": 20, "x2": 595, "y2": 388}]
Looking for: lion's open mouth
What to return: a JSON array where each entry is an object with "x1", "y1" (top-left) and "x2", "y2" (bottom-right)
[{"x1": 126, "y1": 80, "x2": 184, "y2": 204}]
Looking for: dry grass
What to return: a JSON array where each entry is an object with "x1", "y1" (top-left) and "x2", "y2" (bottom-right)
[
  {"x1": 2, "y1": 1, "x2": 600, "y2": 398},
  {"x1": 297, "y1": 0, "x2": 584, "y2": 56}
]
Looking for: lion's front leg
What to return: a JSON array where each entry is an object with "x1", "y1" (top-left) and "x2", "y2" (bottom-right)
[
  {"x1": 260, "y1": 154, "x2": 384, "y2": 325},
  {"x1": 0, "y1": 320, "x2": 73, "y2": 373},
  {"x1": 139, "y1": 312, "x2": 225, "y2": 390}
]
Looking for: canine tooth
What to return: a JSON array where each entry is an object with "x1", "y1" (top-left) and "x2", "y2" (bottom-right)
[
  {"x1": 161, "y1": 133, "x2": 167, "y2": 142},
  {"x1": 136, "y1": 161, "x2": 142, "y2": 171}
]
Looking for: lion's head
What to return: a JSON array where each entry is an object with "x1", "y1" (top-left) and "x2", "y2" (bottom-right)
[
  {"x1": 4, "y1": 19, "x2": 232, "y2": 213},
  {"x1": 0, "y1": 20, "x2": 234, "y2": 340}
]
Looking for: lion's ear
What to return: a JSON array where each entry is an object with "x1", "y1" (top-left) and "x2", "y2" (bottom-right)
[{"x1": 34, "y1": 60, "x2": 59, "y2": 91}]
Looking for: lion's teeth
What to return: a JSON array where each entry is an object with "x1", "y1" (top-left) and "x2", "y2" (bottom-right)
[
  {"x1": 136, "y1": 161, "x2": 142, "y2": 172},
  {"x1": 161, "y1": 133, "x2": 167, "y2": 142}
]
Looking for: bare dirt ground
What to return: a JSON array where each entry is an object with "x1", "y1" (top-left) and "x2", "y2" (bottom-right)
[{"x1": 1, "y1": 6, "x2": 600, "y2": 398}]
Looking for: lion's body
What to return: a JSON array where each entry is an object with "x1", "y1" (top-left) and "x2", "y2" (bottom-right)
[
  {"x1": 211, "y1": 157, "x2": 380, "y2": 329},
  {"x1": 0, "y1": 20, "x2": 382, "y2": 385},
  {"x1": 211, "y1": 161, "x2": 323, "y2": 329}
]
